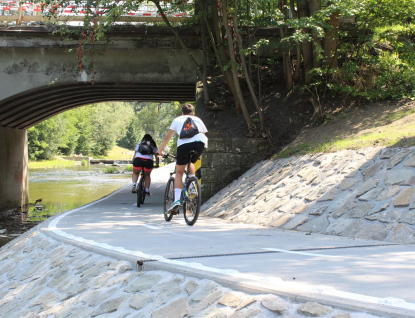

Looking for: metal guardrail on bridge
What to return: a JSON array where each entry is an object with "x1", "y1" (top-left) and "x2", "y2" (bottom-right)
[{"x1": 0, "y1": 0, "x2": 194, "y2": 24}]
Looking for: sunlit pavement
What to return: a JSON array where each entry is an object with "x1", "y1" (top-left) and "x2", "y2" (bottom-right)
[{"x1": 41, "y1": 163, "x2": 415, "y2": 317}]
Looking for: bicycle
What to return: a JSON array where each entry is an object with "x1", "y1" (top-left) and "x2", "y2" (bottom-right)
[
  {"x1": 134, "y1": 160, "x2": 160, "y2": 207},
  {"x1": 136, "y1": 169, "x2": 146, "y2": 208},
  {"x1": 162, "y1": 151, "x2": 201, "y2": 226}
]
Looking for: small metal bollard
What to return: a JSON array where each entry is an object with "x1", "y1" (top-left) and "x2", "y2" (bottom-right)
[{"x1": 137, "y1": 260, "x2": 144, "y2": 271}]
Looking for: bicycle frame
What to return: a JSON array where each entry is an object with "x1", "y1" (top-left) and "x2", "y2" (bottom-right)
[
  {"x1": 165, "y1": 152, "x2": 193, "y2": 205},
  {"x1": 163, "y1": 150, "x2": 201, "y2": 225}
]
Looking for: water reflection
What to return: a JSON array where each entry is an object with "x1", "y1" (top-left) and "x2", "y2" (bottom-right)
[{"x1": 28, "y1": 165, "x2": 130, "y2": 222}]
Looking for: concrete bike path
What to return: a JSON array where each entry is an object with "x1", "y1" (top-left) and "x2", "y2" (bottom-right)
[{"x1": 40, "y1": 164, "x2": 415, "y2": 318}]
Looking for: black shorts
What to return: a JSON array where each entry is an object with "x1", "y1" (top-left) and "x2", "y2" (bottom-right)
[
  {"x1": 176, "y1": 142, "x2": 204, "y2": 166},
  {"x1": 133, "y1": 157, "x2": 154, "y2": 171}
]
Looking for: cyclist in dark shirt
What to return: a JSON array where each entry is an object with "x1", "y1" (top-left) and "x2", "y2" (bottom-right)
[{"x1": 132, "y1": 134, "x2": 158, "y2": 196}]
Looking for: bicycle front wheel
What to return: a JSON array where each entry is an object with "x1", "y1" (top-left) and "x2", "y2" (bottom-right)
[
  {"x1": 163, "y1": 178, "x2": 175, "y2": 221},
  {"x1": 183, "y1": 176, "x2": 201, "y2": 226},
  {"x1": 137, "y1": 177, "x2": 144, "y2": 207}
]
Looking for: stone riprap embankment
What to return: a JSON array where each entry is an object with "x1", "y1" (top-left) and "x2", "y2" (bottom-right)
[
  {"x1": 202, "y1": 147, "x2": 415, "y2": 244},
  {"x1": 0, "y1": 227, "x2": 380, "y2": 318}
]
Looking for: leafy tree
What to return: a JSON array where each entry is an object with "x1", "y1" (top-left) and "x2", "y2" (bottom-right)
[
  {"x1": 28, "y1": 102, "x2": 135, "y2": 159},
  {"x1": 118, "y1": 101, "x2": 182, "y2": 153},
  {"x1": 27, "y1": 114, "x2": 75, "y2": 160},
  {"x1": 40, "y1": 0, "x2": 415, "y2": 134}
]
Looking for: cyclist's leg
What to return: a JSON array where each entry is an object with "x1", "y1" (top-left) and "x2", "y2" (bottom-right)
[
  {"x1": 143, "y1": 170, "x2": 151, "y2": 195},
  {"x1": 132, "y1": 158, "x2": 141, "y2": 183},
  {"x1": 132, "y1": 158, "x2": 142, "y2": 193},
  {"x1": 188, "y1": 142, "x2": 204, "y2": 176},
  {"x1": 143, "y1": 158, "x2": 153, "y2": 195},
  {"x1": 168, "y1": 164, "x2": 185, "y2": 211},
  {"x1": 132, "y1": 169, "x2": 140, "y2": 183},
  {"x1": 174, "y1": 164, "x2": 186, "y2": 189}
]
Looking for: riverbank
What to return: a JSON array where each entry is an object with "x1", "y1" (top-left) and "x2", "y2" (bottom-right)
[{"x1": 1, "y1": 164, "x2": 132, "y2": 248}]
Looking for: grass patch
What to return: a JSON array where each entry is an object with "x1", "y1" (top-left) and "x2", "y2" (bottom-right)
[
  {"x1": 102, "y1": 166, "x2": 120, "y2": 174},
  {"x1": 274, "y1": 101, "x2": 415, "y2": 159},
  {"x1": 29, "y1": 159, "x2": 77, "y2": 169},
  {"x1": 95, "y1": 145, "x2": 133, "y2": 160},
  {"x1": 29, "y1": 145, "x2": 134, "y2": 168}
]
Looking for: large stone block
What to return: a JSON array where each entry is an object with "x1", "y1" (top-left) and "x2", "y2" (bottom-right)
[
  {"x1": 201, "y1": 153, "x2": 212, "y2": 167},
  {"x1": 241, "y1": 154, "x2": 262, "y2": 168},
  {"x1": 212, "y1": 153, "x2": 242, "y2": 167},
  {"x1": 231, "y1": 138, "x2": 270, "y2": 154},
  {"x1": 200, "y1": 167, "x2": 217, "y2": 182},
  {"x1": 205, "y1": 138, "x2": 233, "y2": 153}
]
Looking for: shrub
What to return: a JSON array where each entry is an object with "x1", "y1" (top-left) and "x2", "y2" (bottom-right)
[{"x1": 102, "y1": 166, "x2": 119, "y2": 174}]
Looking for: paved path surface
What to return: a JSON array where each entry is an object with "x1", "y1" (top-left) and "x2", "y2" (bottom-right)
[{"x1": 39, "y1": 164, "x2": 415, "y2": 317}]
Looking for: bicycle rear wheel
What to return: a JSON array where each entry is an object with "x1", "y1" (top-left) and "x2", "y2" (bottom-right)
[
  {"x1": 137, "y1": 176, "x2": 144, "y2": 207},
  {"x1": 140, "y1": 177, "x2": 146, "y2": 204},
  {"x1": 183, "y1": 176, "x2": 201, "y2": 226},
  {"x1": 164, "y1": 178, "x2": 175, "y2": 221}
]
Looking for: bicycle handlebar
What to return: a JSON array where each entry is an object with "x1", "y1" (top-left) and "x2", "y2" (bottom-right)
[{"x1": 160, "y1": 153, "x2": 177, "y2": 160}]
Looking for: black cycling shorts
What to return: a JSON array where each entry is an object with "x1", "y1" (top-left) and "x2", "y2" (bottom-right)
[
  {"x1": 176, "y1": 142, "x2": 205, "y2": 166},
  {"x1": 133, "y1": 157, "x2": 154, "y2": 171}
]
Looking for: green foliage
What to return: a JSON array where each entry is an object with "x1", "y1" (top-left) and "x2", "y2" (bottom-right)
[
  {"x1": 35, "y1": 0, "x2": 415, "y2": 135},
  {"x1": 28, "y1": 159, "x2": 77, "y2": 169},
  {"x1": 102, "y1": 166, "x2": 119, "y2": 174},
  {"x1": 124, "y1": 165, "x2": 133, "y2": 172},
  {"x1": 28, "y1": 102, "x2": 133, "y2": 160},
  {"x1": 28, "y1": 101, "x2": 181, "y2": 161},
  {"x1": 318, "y1": 23, "x2": 415, "y2": 101},
  {"x1": 28, "y1": 114, "x2": 75, "y2": 160},
  {"x1": 117, "y1": 101, "x2": 181, "y2": 153}
]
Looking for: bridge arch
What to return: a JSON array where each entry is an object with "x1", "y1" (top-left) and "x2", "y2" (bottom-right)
[{"x1": 0, "y1": 82, "x2": 196, "y2": 129}]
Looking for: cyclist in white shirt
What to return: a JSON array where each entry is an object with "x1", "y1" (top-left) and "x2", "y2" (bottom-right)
[{"x1": 158, "y1": 104, "x2": 208, "y2": 212}]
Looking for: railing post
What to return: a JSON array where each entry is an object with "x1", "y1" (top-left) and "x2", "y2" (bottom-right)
[{"x1": 17, "y1": 2, "x2": 22, "y2": 25}]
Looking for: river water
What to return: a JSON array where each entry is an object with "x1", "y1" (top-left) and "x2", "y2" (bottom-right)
[{"x1": 28, "y1": 165, "x2": 131, "y2": 222}]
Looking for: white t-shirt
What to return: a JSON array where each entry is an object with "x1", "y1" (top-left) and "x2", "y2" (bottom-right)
[{"x1": 169, "y1": 115, "x2": 208, "y2": 148}]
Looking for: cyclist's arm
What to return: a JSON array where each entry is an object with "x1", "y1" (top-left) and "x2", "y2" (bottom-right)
[{"x1": 158, "y1": 129, "x2": 175, "y2": 154}]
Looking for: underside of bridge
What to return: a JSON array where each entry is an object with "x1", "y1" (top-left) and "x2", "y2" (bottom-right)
[{"x1": 0, "y1": 82, "x2": 196, "y2": 129}]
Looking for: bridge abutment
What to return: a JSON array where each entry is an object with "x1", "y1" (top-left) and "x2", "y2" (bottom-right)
[
  {"x1": 200, "y1": 138, "x2": 271, "y2": 201},
  {"x1": 0, "y1": 127, "x2": 28, "y2": 211}
]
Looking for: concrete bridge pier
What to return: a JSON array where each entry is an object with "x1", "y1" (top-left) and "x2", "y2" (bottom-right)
[{"x1": 0, "y1": 127, "x2": 29, "y2": 211}]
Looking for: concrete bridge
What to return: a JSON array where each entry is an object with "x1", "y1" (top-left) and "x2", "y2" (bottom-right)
[{"x1": 0, "y1": 24, "x2": 203, "y2": 210}]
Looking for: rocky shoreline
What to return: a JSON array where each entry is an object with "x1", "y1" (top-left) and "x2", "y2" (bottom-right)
[{"x1": 0, "y1": 226, "x2": 383, "y2": 318}]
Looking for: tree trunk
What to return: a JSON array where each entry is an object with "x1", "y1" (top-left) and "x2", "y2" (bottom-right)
[
  {"x1": 233, "y1": 0, "x2": 265, "y2": 134},
  {"x1": 200, "y1": 0, "x2": 210, "y2": 104},
  {"x1": 323, "y1": 9, "x2": 340, "y2": 69},
  {"x1": 246, "y1": 1, "x2": 253, "y2": 82},
  {"x1": 309, "y1": 0, "x2": 321, "y2": 68},
  {"x1": 295, "y1": 44, "x2": 301, "y2": 82},
  {"x1": 211, "y1": 0, "x2": 241, "y2": 114},
  {"x1": 221, "y1": 0, "x2": 255, "y2": 134},
  {"x1": 280, "y1": 1, "x2": 293, "y2": 89},
  {"x1": 299, "y1": 0, "x2": 313, "y2": 84}
]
